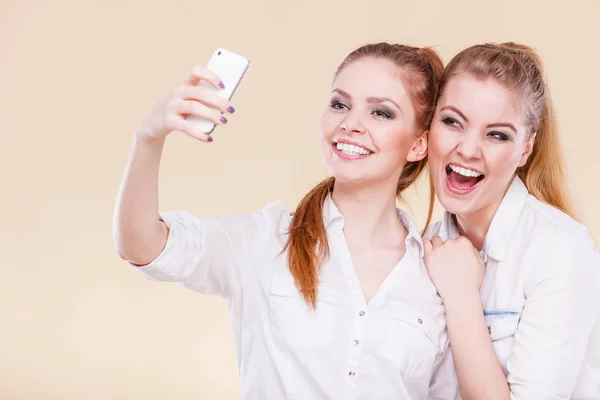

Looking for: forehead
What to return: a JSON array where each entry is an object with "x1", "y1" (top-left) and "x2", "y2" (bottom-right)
[
  {"x1": 439, "y1": 73, "x2": 526, "y2": 125},
  {"x1": 334, "y1": 57, "x2": 410, "y2": 103}
]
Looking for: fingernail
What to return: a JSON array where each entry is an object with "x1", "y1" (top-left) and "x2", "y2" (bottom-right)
[
  {"x1": 207, "y1": 136, "x2": 213, "y2": 142},
  {"x1": 219, "y1": 81, "x2": 225, "y2": 89},
  {"x1": 221, "y1": 116, "x2": 228, "y2": 124},
  {"x1": 227, "y1": 106, "x2": 235, "y2": 113}
]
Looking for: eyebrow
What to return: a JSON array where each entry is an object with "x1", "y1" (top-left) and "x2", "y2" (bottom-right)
[
  {"x1": 441, "y1": 105, "x2": 517, "y2": 133},
  {"x1": 332, "y1": 88, "x2": 402, "y2": 113},
  {"x1": 487, "y1": 122, "x2": 517, "y2": 133}
]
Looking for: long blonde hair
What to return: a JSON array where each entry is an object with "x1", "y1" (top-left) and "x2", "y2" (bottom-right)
[{"x1": 434, "y1": 42, "x2": 573, "y2": 218}]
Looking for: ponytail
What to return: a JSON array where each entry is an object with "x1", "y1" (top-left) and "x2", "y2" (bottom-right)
[
  {"x1": 282, "y1": 177, "x2": 334, "y2": 308},
  {"x1": 517, "y1": 90, "x2": 574, "y2": 218},
  {"x1": 286, "y1": 42, "x2": 444, "y2": 307}
]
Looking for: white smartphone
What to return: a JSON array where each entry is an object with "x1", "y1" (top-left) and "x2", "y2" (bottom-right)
[{"x1": 186, "y1": 48, "x2": 250, "y2": 134}]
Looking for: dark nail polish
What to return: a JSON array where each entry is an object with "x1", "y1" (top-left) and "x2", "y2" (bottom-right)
[
  {"x1": 227, "y1": 106, "x2": 235, "y2": 113},
  {"x1": 207, "y1": 136, "x2": 213, "y2": 142},
  {"x1": 219, "y1": 81, "x2": 225, "y2": 89},
  {"x1": 221, "y1": 116, "x2": 228, "y2": 124}
]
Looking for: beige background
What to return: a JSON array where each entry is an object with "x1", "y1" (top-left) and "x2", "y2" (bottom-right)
[{"x1": 1, "y1": 0, "x2": 599, "y2": 398}]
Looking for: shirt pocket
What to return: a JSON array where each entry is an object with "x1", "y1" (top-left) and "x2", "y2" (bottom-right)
[
  {"x1": 269, "y1": 275, "x2": 339, "y2": 348},
  {"x1": 484, "y1": 310, "x2": 520, "y2": 341},
  {"x1": 384, "y1": 302, "x2": 441, "y2": 378},
  {"x1": 484, "y1": 310, "x2": 520, "y2": 372}
]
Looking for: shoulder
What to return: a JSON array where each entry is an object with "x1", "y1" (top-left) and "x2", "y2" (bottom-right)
[
  {"x1": 423, "y1": 220, "x2": 443, "y2": 240},
  {"x1": 521, "y1": 197, "x2": 600, "y2": 285},
  {"x1": 158, "y1": 200, "x2": 293, "y2": 237},
  {"x1": 256, "y1": 200, "x2": 295, "y2": 232},
  {"x1": 522, "y1": 195, "x2": 597, "y2": 258},
  {"x1": 525, "y1": 195, "x2": 587, "y2": 236},
  {"x1": 396, "y1": 209, "x2": 425, "y2": 238}
]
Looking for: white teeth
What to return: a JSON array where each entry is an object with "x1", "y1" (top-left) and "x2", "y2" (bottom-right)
[
  {"x1": 335, "y1": 142, "x2": 371, "y2": 156},
  {"x1": 449, "y1": 164, "x2": 482, "y2": 178}
]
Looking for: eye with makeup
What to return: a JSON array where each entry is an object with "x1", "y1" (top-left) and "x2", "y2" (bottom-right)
[
  {"x1": 372, "y1": 108, "x2": 394, "y2": 120},
  {"x1": 329, "y1": 99, "x2": 349, "y2": 111},
  {"x1": 441, "y1": 116, "x2": 463, "y2": 129},
  {"x1": 487, "y1": 131, "x2": 511, "y2": 142},
  {"x1": 329, "y1": 98, "x2": 394, "y2": 120}
]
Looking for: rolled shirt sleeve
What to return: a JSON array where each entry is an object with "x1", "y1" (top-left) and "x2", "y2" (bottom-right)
[{"x1": 135, "y1": 207, "x2": 275, "y2": 300}]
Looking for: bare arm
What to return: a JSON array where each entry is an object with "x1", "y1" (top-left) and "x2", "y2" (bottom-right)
[
  {"x1": 113, "y1": 134, "x2": 169, "y2": 265},
  {"x1": 425, "y1": 232, "x2": 600, "y2": 400},
  {"x1": 443, "y1": 290, "x2": 509, "y2": 400},
  {"x1": 112, "y1": 66, "x2": 233, "y2": 265},
  {"x1": 424, "y1": 236, "x2": 509, "y2": 400}
]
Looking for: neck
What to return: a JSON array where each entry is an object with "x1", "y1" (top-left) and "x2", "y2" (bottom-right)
[
  {"x1": 454, "y1": 177, "x2": 517, "y2": 251},
  {"x1": 331, "y1": 178, "x2": 406, "y2": 245},
  {"x1": 454, "y1": 196, "x2": 505, "y2": 252},
  {"x1": 453, "y1": 214, "x2": 489, "y2": 252}
]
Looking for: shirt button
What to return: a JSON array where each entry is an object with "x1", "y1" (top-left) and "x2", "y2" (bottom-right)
[
  {"x1": 359, "y1": 310, "x2": 365, "y2": 317},
  {"x1": 488, "y1": 326, "x2": 492, "y2": 334},
  {"x1": 417, "y1": 318, "x2": 423, "y2": 324},
  {"x1": 349, "y1": 371, "x2": 356, "y2": 377},
  {"x1": 353, "y1": 340, "x2": 359, "y2": 346}
]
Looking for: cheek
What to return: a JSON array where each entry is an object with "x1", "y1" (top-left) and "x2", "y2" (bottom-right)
[
  {"x1": 374, "y1": 121, "x2": 412, "y2": 150},
  {"x1": 427, "y1": 126, "x2": 453, "y2": 166},
  {"x1": 320, "y1": 112, "x2": 339, "y2": 139},
  {"x1": 378, "y1": 130, "x2": 402, "y2": 150},
  {"x1": 485, "y1": 145, "x2": 523, "y2": 177}
]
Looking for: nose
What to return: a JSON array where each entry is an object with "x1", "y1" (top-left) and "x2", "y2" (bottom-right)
[
  {"x1": 340, "y1": 113, "x2": 366, "y2": 135},
  {"x1": 456, "y1": 131, "x2": 481, "y2": 159}
]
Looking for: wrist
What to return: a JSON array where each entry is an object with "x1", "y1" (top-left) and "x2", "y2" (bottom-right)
[
  {"x1": 134, "y1": 129, "x2": 166, "y2": 148},
  {"x1": 442, "y1": 287, "x2": 481, "y2": 310}
]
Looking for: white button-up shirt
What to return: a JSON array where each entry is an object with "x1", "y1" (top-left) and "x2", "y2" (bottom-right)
[
  {"x1": 425, "y1": 176, "x2": 600, "y2": 399},
  {"x1": 135, "y1": 195, "x2": 459, "y2": 399}
]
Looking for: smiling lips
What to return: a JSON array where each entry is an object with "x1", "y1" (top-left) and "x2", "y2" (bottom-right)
[
  {"x1": 331, "y1": 143, "x2": 486, "y2": 194},
  {"x1": 445, "y1": 163, "x2": 485, "y2": 195},
  {"x1": 332, "y1": 139, "x2": 374, "y2": 160}
]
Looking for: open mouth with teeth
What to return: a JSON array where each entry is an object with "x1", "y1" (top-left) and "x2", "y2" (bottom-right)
[
  {"x1": 445, "y1": 163, "x2": 485, "y2": 194},
  {"x1": 332, "y1": 141, "x2": 373, "y2": 159}
]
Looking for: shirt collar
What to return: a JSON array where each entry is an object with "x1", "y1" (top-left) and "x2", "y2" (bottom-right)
[
  {"x1": 322, "y1": 193, "x2": 344, "y2": 227},
  {"x1": 398, "y1": 208, "x2": 426, "y2": 258},
  {"x1": 323, "y1": 194, "x2": 425, "y2": 257},
  {"x1": 438, "y1": 176, "x2": 530, "y2": 262}
]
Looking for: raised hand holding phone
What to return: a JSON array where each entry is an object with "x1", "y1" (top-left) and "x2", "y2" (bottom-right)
[
  {"x1": 136, "y1": 48, "x2": 249, "y2": 143},
  {"x1": 186, "y1": 48, "x2": 250, "y2": 134}
]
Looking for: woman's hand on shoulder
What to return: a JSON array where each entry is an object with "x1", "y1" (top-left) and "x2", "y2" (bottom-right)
[{"x1": 423, "y1": 235, "x2": 485, "y2": 301}]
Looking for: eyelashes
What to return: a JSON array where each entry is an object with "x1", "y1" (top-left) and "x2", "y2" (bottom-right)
[
  {"x1": 441, "y1": 116, "x2": 511, "y2": 142},
  {"x1": 442, "y1": 116, "x2": 461, "y2": 128},
  {"x1": 488, "y1": 131, "x2": 510, "y2": 141},
  {"x1": 329, "y1": 99, "x2": 395, "y2": 120},
  {"x1": 373, "y1": 109, "x2": 394, "y2": 119},
  {"x1": 329, "y1": 100, "x2": 348, "y2": 110}
]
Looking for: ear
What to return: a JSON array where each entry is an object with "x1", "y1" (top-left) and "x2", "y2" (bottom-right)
[
  {"x1": 518, "y1": 132, "x2": 536, "y2": 168},
  {"x1": 406, "y1": 131, "x2": 428, "y2": 162}
]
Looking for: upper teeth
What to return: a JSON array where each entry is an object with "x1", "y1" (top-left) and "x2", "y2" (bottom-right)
[
  {"x1": 336, "y1": 142, "x2": 371, "y2": 156},
  {"x1": 449, "y1": 164, "x2": 482, "y2": 178}
]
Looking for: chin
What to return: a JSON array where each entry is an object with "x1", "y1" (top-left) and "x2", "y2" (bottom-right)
[
  {"x1": 323, "y1": 158, "x2": 367, "y2": 181},
  {"x1": 434, "y1": 181, "x2": 479, "y2": 217},
  {"x1": 437, "y1": 195, "x2": 472, "y2": 216},
  {"x1": 329, "y1": 168, "x2": 370, "y2": 183}
]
